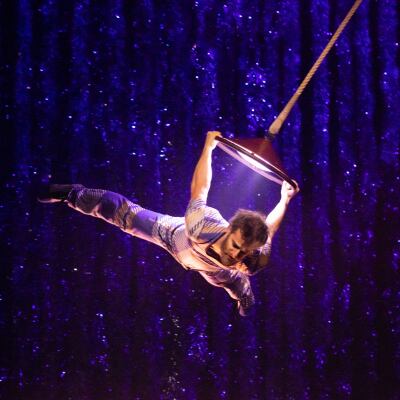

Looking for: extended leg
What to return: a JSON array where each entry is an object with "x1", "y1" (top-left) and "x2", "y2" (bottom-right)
[{"x1": 39, "y1": 184, "x2": 166, "y2": 245}]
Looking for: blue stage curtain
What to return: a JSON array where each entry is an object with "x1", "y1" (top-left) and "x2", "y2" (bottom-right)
[{"x1": 1, "y1": 0, "x2": 399, "y2": 399}]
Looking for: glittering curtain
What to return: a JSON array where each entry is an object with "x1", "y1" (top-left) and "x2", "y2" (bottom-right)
[{"x1": 1, "y1": 0, "x2": 399, "y2": 399}]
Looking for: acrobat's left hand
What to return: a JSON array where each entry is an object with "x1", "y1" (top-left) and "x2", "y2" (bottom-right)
[{"x1": 281, "y1": 180, "x2": 300, "y2": 202}]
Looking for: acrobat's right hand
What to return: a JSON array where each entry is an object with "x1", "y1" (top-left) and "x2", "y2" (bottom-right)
[{"x1": 205, "y1": 131, "x2": 222, "y2": 150}]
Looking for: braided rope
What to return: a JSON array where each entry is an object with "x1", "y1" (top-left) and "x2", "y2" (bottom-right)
[{"x1": 268, "y1": 0, "x2": 363, "y2": 136}]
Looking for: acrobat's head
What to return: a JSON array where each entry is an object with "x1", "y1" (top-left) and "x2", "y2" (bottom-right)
[{"x1": 218, "y1": 209, "x2": 269, "y2": 273}]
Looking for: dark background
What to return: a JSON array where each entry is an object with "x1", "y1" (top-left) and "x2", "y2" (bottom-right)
[{"x1": 1, "y1": 0, "x2": 399, "y2": 399}]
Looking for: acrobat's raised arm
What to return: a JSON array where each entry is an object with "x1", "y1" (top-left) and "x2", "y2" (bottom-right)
[
  {"x1": 266, "y1": 181, "x2": 300, "y2": 240},
  {"x1": 190, "y1": 131, "x2": 222, "y2": 202}
]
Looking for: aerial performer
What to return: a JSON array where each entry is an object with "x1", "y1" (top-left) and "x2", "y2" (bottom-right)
[
  {"x1": 38, "y1": 0, "x2": 363, "y2": 316},
  {"x1": 38, "y1": 131, "x2": 299, "y2": 316}
]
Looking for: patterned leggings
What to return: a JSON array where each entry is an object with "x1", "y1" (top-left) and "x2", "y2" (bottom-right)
[{"x1": 66, "y1": 186, "x2": 184, "y2": 253}]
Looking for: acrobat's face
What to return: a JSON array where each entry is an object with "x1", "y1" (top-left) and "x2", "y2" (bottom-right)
[{"x1": 219, "y1": 228, "x2": 262, "y2": 268}]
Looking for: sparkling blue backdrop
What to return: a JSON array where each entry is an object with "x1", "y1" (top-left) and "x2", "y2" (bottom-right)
[{"x1": 1, "y1": 0, "x2": 399, "y2": 399}]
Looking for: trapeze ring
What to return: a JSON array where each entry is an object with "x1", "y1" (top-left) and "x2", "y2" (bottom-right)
[{"x1": 215, "y1": 136, "x2": 297, "y2": 189}]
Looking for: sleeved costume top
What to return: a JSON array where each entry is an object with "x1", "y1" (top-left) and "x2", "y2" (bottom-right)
[{"x1": 154, "y1": 198, "x2": 271, "y2": 310}]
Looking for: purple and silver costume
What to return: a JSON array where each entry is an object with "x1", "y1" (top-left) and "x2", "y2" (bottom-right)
[{"x1": 67, "y1": 186, "x2": 271, "y2": 314}]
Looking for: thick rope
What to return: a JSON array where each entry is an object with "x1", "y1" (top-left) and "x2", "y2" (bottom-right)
[{"x1": 268, "y1": 0, "x2": 363, "y2": 136}]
